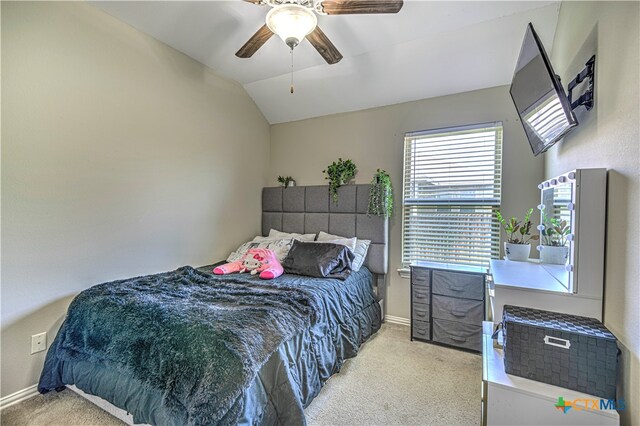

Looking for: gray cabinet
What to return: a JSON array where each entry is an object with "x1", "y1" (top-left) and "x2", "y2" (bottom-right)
[{"x1": 410, "y1": 261, "x2": 487, "y2": 352}]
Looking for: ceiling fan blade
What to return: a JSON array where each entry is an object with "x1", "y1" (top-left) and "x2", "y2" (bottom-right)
[
  {"x1": 307, "y1": 26, "x2": 343, "y2": 65},
  {"x1": 321, "y1": 0, "x2": 403, "y2": 15},
  {"x1": 235, "y1": 25, "x2": 273, "y2": 58}
]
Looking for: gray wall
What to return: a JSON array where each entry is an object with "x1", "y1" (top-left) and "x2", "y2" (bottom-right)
[
  {"x1": 1, "y1": 2, "x2": 270, "y2": 397},
  {"x1": 269, "y1": 86, "x2": 544, "y2": 321},
  {"x1": 546, "y1": 2, "x2": 639, "y2": 423}
]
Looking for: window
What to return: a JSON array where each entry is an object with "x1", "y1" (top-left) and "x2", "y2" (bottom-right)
[
  {"x1": 523, "y1": 92, "x2": 568, "y2": 144},
  {"x1": 402, "y1": 122, "x2": 503, "y2": 268}
]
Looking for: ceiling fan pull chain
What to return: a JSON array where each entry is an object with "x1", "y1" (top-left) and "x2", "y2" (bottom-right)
[{"x1": 290, "y1": 47, "x2": 295, "y2": 94}]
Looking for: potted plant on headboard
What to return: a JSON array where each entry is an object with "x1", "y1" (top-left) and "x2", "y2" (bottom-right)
[
  {"x1": 323, "y1": 158, "x2": 357, "y2": 203},
  {"x1": 368, "y1": 169, "x2": 393, "y2": 218},
  {"x1": 497, "y1": 208, "x2": 539, "y2": 261},
  {"x1": 277, "y1": 176, "x2": 296, "y2": 188}
]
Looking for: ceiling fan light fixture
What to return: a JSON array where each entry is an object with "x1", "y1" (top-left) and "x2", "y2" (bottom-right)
[{"x1": 266, "y1": 4, "x2": 317, "y2": 49}]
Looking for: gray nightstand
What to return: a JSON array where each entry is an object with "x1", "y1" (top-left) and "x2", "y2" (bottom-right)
[{"x1": 410, "y1": 261, "x2": 487, "y2": 352}]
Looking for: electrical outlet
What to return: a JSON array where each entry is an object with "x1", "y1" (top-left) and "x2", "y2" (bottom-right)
[{"x1": 31, "y1": 332, "x2": 47, "y2": 354}]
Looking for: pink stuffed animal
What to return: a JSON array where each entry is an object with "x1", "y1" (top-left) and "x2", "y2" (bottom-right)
[{"x1": 213, "y1": 248, "x2": 283, "y2": 280}]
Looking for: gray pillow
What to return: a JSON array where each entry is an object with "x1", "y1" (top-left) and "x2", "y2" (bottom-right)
[
  {"x1": 317, "y1": 231, "x2": 371, "y2": 271},
  {"x1": 282, "y1": 241, "x2": 354, "y2": 280}
]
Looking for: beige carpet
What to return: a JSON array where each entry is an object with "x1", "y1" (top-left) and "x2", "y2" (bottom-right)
[
  {"x1": 1, "y1": 324, "x2": 481, "y2": 426},
  {"x1": 305, "y1": 323, "x2": 481, "y2": 425},
  {"x1": 1, "y1": 387, "x2": 125, "y2": 426}
]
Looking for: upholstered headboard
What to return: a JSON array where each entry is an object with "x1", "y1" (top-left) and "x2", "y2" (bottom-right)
[{"x1": 261, "y1": 185, "x2": 389, "y2": 275}]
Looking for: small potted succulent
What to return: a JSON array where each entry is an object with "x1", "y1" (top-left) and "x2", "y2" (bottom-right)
[
  {"x1": 323, "y1": 158, "x2": 357, "y2": 203},
  {"x1": 496, "y1": 208, "x2": 539, "y2": 261},
  {"x1": 277, "y1": 176, "x2": 296, "y2": 188},
  {"x1": 539, "y1": 216, "x2": 570, "y2": 265},
  {"x1": 368, "y1": 169, "x2": 393, "y2": 217}
]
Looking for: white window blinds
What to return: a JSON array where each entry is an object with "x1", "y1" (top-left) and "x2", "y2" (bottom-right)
[
  {"x1": 523, "y1": 93, "x2": 568, "y2": 145},
  {"x1": 402, "y1": 122, "x2": 503, "y2": 268}
]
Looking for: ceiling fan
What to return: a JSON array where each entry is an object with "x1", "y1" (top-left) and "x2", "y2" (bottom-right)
[{"x1": 236, "y1": 0, "x2": 404, "y2": 66}]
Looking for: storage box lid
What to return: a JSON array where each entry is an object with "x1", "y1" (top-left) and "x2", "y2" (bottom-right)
[{"x1": 503, "y1": 305, "x2": 616, "y2": 341}]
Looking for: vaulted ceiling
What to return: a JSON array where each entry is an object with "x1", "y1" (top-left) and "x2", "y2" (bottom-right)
[{"x1": 91, "y1": 1, "x2": 561, "y2": 124}]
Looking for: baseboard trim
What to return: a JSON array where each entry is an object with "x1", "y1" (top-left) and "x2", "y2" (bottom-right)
[
  {"x1": 0, "y1": 384, "x2": 39, "y2": 410},
  {"x1": 385, "y1": 315, "x2": 410, "y2": 326}
]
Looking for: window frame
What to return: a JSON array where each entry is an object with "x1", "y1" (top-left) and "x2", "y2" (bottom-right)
[{"x1": 401, "y1": 121, "x2": 503, "y2": 269}]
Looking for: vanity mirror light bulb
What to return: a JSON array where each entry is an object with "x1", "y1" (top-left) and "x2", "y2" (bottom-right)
[
  {"x1": 537, "y1": 224, "x2": 545, "y2": 231},
  {"x1": 567, "y1": 202, "x2": 575, "y2": 211},
  {"x1": 544, "y1": 182, "x2": 550, "y2": 188},
  {"x1": 566, "y1": 234, "x2": 575, "y2": 241},
  {"x1": 538, "y1": 184, "x2": 544, "y2": 189},
  {"x1": 538, "y1": 204, "x2": 545, "y2": 210},
  {"x1": 558, "y1": 176, "x2": 567, "y2": 183},
  {"x1": 568, "y1": 172, "x2": 576, "y2": 180},
  {"x1": 537, "y1": 245, "x2": 543, "y2": 251},
  {"x1": 551, "y1": 179, "x2": 558, "y2": 185},
  {"x1": 565, "y1": 264, "x2": 574, "y2": 272}
]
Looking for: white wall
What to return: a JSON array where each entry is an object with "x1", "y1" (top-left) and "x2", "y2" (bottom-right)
[
  {"x1": 1, "y1": 2, "x2": 270, "y2": 397},
  {"x1": 270, "y1": 86, "x2": 544, "y2": 320},
  {"x1": 546, "y1": 2, "x2": 639, "y2": 424}
]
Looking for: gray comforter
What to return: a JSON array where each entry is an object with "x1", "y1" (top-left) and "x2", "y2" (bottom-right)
[{"x1": 39, "y1": 266, "x2": 381, "y2": 425}]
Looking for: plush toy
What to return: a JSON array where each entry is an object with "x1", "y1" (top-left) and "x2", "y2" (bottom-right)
[
  {"x1": 213, "y1": 248, "x2": 283, "y2": 280},
  {"x1": 240, "y1": 253, "x2": 263, "y2": 275}
]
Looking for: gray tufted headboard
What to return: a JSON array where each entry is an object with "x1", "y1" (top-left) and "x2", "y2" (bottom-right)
[{"x1": 261, "y1": 184, "x2": 389, "y2": 275}]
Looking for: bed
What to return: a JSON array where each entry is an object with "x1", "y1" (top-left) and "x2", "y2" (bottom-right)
[{"x1": 38, "y1": 184, "x2": 388, "y2": 425}]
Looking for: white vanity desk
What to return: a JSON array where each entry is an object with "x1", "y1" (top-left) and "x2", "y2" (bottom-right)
[
  {"x1": 489, "y1": 258, "x2": 603, "y2": 322},
  {"x1": 491, "y1": 259, "x2": 567, "y2": 292}
]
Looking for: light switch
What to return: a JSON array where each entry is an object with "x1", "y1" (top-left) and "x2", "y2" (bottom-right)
[{"x1": 31, "y1": 332, "x2": 47, "y2": 354}]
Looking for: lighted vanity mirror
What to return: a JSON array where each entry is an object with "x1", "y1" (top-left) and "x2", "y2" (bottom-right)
[
  {"x1": 491, "y1": 169, "x2": 606, "y2": 321},
  {"x1": 536, "y1": 174, "x2": 576, "y2": 292}
]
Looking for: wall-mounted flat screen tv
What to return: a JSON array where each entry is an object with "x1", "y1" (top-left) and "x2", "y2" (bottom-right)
[{"x1": 510, "y1": 23, "x2": 577, "y2": 156}]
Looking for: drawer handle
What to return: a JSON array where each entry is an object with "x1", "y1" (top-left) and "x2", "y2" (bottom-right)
[
  {"x1": 416, "y1": 329, "x2": 427, "y2": 335},
  {"x1": 450, "y1": 309, "x2": 466, "y2": 318},
  {"x1": 544, "y1": 335, "x2": 571, "y2": 349},
  {"x1": 450, "y1": 286, "x2": 465, "y2": 292},
  {"x1": 414, "y1": 292, "x2": 428, "y2": 299},
  {"x1": 415, "y1": 310, "x2": 428, "y2": 318},
  {"x1": 450, "y1": 335, "x2": 467, "y2": 343}
]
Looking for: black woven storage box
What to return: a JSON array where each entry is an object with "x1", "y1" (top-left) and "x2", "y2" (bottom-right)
[{"x1": 502, "y1": 305, "x2": 618, "y2": 399}]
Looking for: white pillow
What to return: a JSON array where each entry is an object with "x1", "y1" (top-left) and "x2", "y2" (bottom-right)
[
  {"x1": 317, "y1": 231, "x2": 371, "y2": 271},
  {"x1": 312, "y1": 238, "x2": 357, "y2": 252},
  {"x1": 351, "y1": 239, "x2": 371, "y2": 271},
  {"x1": 252, "y1": 235, "x2": 281, "y2": 242},
  {"x1": 317, "y1": 232, "x2": 356, "y2": 246},
  {"x1": 226, "y1": 238, "x2": 295, "y2": 263},
  {"x1": 268, "y1": 229, "x2": 316, "y2": 241}
]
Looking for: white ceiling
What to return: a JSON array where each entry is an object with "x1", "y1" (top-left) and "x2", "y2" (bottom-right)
[{"x1": 91, "y1": 1, "x2": 561, "y2": 124}]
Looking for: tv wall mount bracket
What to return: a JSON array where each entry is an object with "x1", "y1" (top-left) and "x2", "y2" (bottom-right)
[{"x1": 566, "y1": 55, "x2": 596, "y2": 111}]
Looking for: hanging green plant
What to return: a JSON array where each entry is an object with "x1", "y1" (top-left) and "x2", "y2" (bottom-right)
[
  {"x1": 368, "y1": 169, "x2": 393, "y2": 217},
  {"x1": 323, "y1": 158, "x2": 357, "y2": 203}
]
